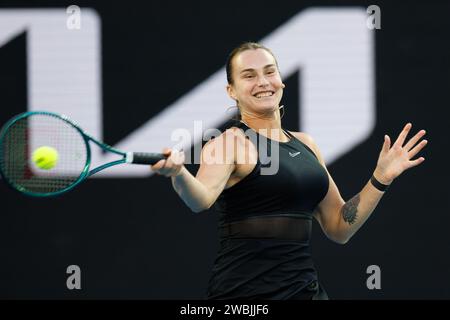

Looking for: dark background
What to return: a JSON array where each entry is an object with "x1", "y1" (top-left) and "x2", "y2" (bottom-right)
[{"x1": 0, "y1": 0, "x2": 449, "y2": 299}]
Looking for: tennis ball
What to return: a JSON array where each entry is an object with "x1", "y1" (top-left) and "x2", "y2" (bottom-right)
[{"x1": 32, "y1": 146, "x2": 59, "y2": 170}]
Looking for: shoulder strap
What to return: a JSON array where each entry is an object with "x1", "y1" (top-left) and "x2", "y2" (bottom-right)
[
  {"x1": 283, "y1": 129, "x2": 319, "y2": 161},
  {"x1": 283, "y1": 128, "x2": 295, "y2": 139}
]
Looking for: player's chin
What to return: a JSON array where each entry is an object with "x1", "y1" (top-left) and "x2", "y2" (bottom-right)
[
  {"x1": 253, "y1": 100, "x2": 281, "y2": 113},
  {"x1": 250, "y1": 106, "x2": 278, "y2": 117}
]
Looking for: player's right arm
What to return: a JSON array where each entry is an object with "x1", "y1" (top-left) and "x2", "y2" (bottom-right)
[{"x1": 151, "y1": 128, "x2": 240, "y2": 213}]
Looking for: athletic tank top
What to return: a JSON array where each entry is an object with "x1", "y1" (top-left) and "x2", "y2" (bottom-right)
[
  {"x1": 207, "y1": 121, "x2": 330, "y2": 299},
  {"x1": 215, "y1": 121, "x2": 329, "y2": 223}
]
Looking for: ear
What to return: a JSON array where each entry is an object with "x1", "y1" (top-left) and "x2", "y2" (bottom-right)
[
  {"x1": 281, "y1": 83, "x2": 286, "y2": 89},
  {"x1": 226, "y1": 84, "x2": 237, "y2": 101}
]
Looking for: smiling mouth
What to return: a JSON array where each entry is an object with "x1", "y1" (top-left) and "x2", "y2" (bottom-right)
[{"x1": 253, "y1": 91, "x2": 274, "y2": 98}]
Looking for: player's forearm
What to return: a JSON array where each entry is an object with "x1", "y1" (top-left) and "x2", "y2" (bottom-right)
[
  {"x1": 171, "y1": 166, "x2": 212, "y2": 213},
  {"x1": 335, "y1": 169, "x2": 390, "y2": 242}
]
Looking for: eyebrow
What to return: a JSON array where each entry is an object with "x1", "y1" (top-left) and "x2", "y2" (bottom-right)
[{"x1": 239, "y1": 64, "x2": 276, "y2": 74}]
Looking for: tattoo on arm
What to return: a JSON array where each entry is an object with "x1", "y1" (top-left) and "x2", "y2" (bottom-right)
[{"x1": 341, "y1": 194, "x2": 360, "y2": 225}]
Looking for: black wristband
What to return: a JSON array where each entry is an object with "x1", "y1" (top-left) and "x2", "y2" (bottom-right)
[{"x1": 370, "y1": 175, "x2": 390, "y2": 192}]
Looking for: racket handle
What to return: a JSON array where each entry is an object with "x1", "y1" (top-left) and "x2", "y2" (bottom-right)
[{"x1": 127, "y1": 152, "x2": 166, "y2": 165}]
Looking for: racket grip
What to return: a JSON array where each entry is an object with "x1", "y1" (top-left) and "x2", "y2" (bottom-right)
[{"x1": 127, "y1": 152, "x2": 166, "y2": 165}]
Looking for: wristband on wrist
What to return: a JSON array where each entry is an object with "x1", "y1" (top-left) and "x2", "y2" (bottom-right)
[{"x1": 370, "y1": 175, "x2": 390, "y2": 192}]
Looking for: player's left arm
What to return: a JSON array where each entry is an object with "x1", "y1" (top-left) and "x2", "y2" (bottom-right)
[{"x1": 292, "y1": 123, "x2": 427, "y2": 244}]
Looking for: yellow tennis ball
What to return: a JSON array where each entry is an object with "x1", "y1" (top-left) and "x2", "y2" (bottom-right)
[{"x1": 32, "y1": 146, "x2": 59, "y2": 170}]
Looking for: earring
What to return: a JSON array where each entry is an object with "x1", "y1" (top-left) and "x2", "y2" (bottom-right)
[{"x1": 279, "y1": 105, "x2": 285, "y2": 119}]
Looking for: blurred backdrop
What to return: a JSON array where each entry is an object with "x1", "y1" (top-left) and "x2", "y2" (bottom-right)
[{"x1": 0, "y1": 0, "x2": 448, "y2": 299}]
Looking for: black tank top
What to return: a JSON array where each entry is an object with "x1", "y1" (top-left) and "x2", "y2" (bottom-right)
[
  {"x1": 207, "y1": 121, "x2": 330, "y2": 300},
  {"x1": 215, "y1": 122, "x2": 329, "y2": 223}
]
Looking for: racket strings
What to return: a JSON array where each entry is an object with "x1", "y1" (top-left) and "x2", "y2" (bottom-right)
[{"x1": 0, "y1": 114, "x2": 88, "y2": 194}]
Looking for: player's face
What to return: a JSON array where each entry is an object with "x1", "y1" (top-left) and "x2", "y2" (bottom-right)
[{"x1": 227, "y1": 49, "x2": 284, "y2": 116}]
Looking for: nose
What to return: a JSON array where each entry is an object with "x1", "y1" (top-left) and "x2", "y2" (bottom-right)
[{"x1": 256, "y1": 74, "x2": 270, "y2": 87}]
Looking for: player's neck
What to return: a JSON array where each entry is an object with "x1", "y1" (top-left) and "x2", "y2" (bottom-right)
[
  {"x1": 240, "y1": 108, "x2": 282, "y2": 130},
  {"x1": 240, "y1": 109, "x2": 288, "y2": 141}
]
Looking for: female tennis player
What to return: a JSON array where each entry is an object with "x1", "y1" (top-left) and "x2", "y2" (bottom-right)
[{"x1": 151, "y1": 42, "x2": 428, "y2": 299}]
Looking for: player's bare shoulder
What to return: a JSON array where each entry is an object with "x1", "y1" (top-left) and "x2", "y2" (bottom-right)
[
  {"x1": 201, "y1": 126, "x2": 249, "y2": 165},
  {"x1": 290, "y1": 131, "x2": 315, "y2": 151}
]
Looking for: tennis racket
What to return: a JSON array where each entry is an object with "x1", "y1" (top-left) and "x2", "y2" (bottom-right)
[{"x1": 0, "y1": 111, "x2": 166, "y2": 197}]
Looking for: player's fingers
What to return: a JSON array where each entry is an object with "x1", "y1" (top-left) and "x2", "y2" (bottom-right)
[
  {"x1": 404, "y1": 129, "x2": 426, "y2": 151},
  {"x1": 381, "y1": 135, "x2": 391, "y2": 154},
  {"x1": 171, "y1": 150, "x2": 185, "y2": 166},
  {"x1": 407, "y1": 156, "x2": 425, "y2": 168},
  {"x1": 164, "y1": 155, "x2": 179, "y2": 171},
  {"x1": 152, "y1": 149, "x2": 184, "y2": 176},
  {"x1": 162, "y1": 153, "x2": 184, "y2": 176},
  {"x1": 408, "y1": 139, "x2": 428, "y2": 159},
  {"x1": 393, "y1": 123, "x2": 412, "y2": 148},
  {"x1": 151, "y1": 159, "x2": 166, "y2": 171},
  {"x1": 162, "y1": 148, "x2": 172, "y2": 157}
]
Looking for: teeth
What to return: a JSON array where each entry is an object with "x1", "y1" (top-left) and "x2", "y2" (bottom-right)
[{"x1": 255, "y1": 91, "x2": 274, "y2": 98}]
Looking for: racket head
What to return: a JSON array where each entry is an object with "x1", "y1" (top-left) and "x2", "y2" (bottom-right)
[{"x1": 0, "y1": 111, "x2": 91, "y2": 197}]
